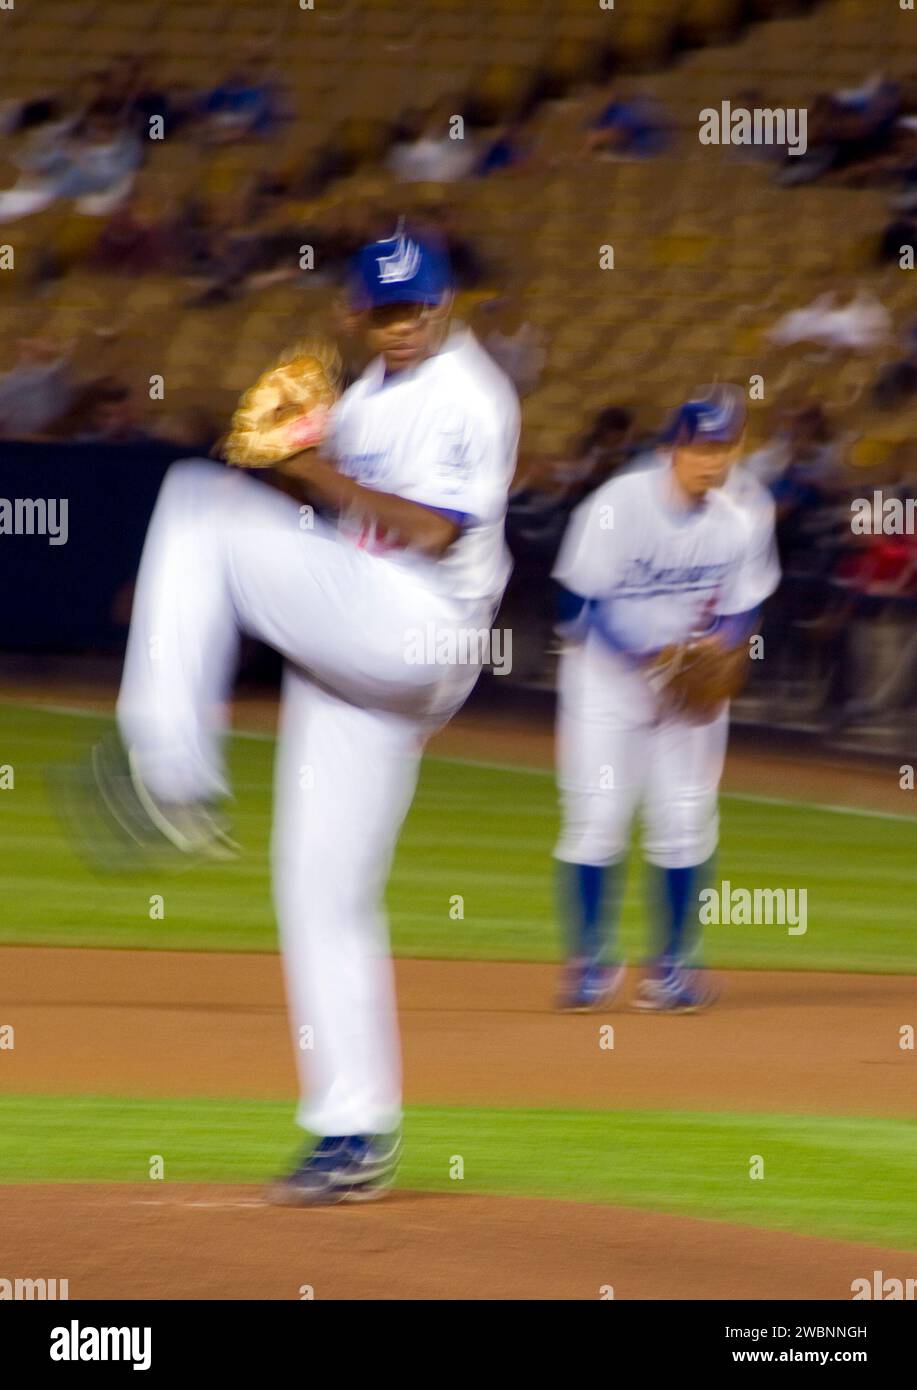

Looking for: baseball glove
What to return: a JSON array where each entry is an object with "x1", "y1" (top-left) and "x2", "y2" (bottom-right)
[
  {"x1": 644, "y1": 635, "x2": 751, "y2": 720},
  {"x1": 223, "y1": 340, "x2": 342, "y2": 469}
]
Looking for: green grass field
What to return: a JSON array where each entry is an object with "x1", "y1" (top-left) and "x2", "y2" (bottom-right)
[
  {"x1": 2, "y1": 701, "x2": 915, "y2": 970},
  {"x1": 2, "y1": 699, "x2": 916, "y2": 1251},
  {"x1": 1, "y1": 1093, "x2": 916, "y2": 1249}
]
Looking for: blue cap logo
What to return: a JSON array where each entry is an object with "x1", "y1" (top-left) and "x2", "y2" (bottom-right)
[
  {"x1": 376, "y1": 233, "x2": 422, "y2": 284},
  {"x1": 665, "y1": 384, "x2": 746, "y2": 445},
  {"x1": 351, "y1": 224, "x2": 452, "y2": 308}
]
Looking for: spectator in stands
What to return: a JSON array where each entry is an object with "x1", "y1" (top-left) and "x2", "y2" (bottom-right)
[
  {"x1": 409, "y1": 199, "x2": 490, "y2": 290},
  {"x1": 742, "y1": 404, "x2": 849, "y2": 714},
  {"x1": 57, "y1": 99, "x2": 143, "y2": 206},
  {"x1": 557, "y1": 407, "x2": 639, "y2": 500},
  {"x1": 583, "y1": 82, "x2": 671, "y2": 160},
  {"x1": 89, "y1": 192, "x2": 170, "y2": 274},
  {"x1": 778, "y1": 76, "x2": 902, "y2": 186},
  {"x1": 826, "y1": 483, "x2": 917, "y2": 728},
  {"x1": 745, "y1": 402, "x2": 840, "y2": 490},
  {"x1": 0, "y1": 337, "x2": 76, "y2": 439},
  {"x1": 0, "y1": 67, "x2": 103, "y2": 149},
  {"x1": 0, "y1": 95, "x2": 63, "y2": 138},
  {"x1": 475, "y1": 116, "x2": 537, "y2": 176},
  {"x1": 872, "y1": 356, "x2": 917, "y2": 412},
  {"x1": 768, "y1": 286, "x2": 891, "y2": 353},
  {"x1": 889, "y1": 155, "x2": 917, "y2": 215},
  {"x1": 507, "y1": 407, "x2": 635, "y2": 562},
  {"x1": 871, "y1": 321, "x2": 917, "y2": 411},
  {"x1": 835, "y1": 495, "x2": 917, "y2": 599},
  {"x1": 180, "y1": 177, "x2": 316, "y2": 306},
  {"x1": 107, "y1": 54, "x2": 190, "y2": 141},
  {"x1": 163, "y1": 191, "x2": 221, "y2": 278},
  {"x1": 387, "y1": 103, "x2": 477, "y2": 182},
  {"x1": 747, "y1": 402, "x2": 840, "y2": 606},
  {"x1": 291, "y1": 125, "x2": 359, "y2": 199},
  {"x1": 0, "y1": 99, "x2": 142, "y2": 223},
  {"x1": 481, "y1": 314, "x2": 546, "y2": 397},
  {"x1": 501, "y1": 407, "x2": 636, "y2": 682},
  {"x1": 197, "y1": 50, "x2": 286, "y2": 145},
  {"x1": 72, "y1": 382, "x2": 152, "y2": 444},
  {"x1": 877, "y1": 211, "x2": 917, "y2": 266},
  {"x1": 723, "y1": 88, "x2": 785, "y2": 166}
]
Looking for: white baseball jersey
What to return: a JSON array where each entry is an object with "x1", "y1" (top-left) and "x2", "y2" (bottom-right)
[
  {"x1": 553, "y1": 455, "x2": 780, "y2": 869},
  {"x1": 554, "y1": 454, "x2": 780, "y2": 659},
  {"x1": 330, "y1": 327, "x2": 520, "y2": 605}
]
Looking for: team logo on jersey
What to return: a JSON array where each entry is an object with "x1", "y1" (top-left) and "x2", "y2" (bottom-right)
[
  {"x1": 376, "y1": 234, "x2": 421, "y2": 284},
  {"x1": 432, "y1": 405, "x2": 472, "y2": 488},
  {"x1": 339, "y1": 450, "x2": 390, "y2": 484},
  {"x1": 617, "y1": 557, "x2": 730, "y2": 595}
]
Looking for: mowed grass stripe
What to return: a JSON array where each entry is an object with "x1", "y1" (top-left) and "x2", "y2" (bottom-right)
[
  {"x1": 0, "y1": 1093, "x2": 915, "y2": 1251},
  {"x1": 1, "y1": 703, "x2": 915, "y2": 969}
]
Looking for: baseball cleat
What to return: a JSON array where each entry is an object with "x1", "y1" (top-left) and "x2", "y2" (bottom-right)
[
  {"x1": 49, "y1": 734, "x2": 237, "y2": 875},
  {"x1": 557, "y1": 960, "x2": 626, "y2": 1013},
  {"x1": 631, "y1": 964, "x2": 719, "y2": 1014},
  {"x1": 266, "y1": 1132, "x2": 402, "y2": 1207}
]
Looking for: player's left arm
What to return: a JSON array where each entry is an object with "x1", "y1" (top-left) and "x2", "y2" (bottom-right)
[
  {"x1": 280, "y1": 451, "x2": 462, "y2": 555},
  {"x1": 283, "y1": 394, "x2": 515, "y2": 556},
  {"x1": 686, "y1": 488, "x2": 780, "y2": 664}
]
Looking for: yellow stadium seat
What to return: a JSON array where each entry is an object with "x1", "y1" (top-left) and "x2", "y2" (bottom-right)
[{"x1": 850, "y1": 436, "x2": 894, "y2": 470}]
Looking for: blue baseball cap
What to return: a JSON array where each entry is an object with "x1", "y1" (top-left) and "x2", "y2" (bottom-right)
[
  {"x1": 665, "y1": 384, "x2": 747, "y2": 445},
  {"x1": 350, "y1": 228, "x2": 452, "y2": 310}
]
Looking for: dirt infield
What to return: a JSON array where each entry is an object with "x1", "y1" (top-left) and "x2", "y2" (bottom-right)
[
  {"x1": 2, "y1": 947, "x2": 914, "y2": 1116},
  {"x1": 1, "y1": 1183, "x2": 911, "y2": 1301},
  {"x1": 1, "y1": 946, "x2": 915, "y2": 1299}
]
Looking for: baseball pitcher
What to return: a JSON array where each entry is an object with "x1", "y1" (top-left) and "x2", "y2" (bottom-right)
[{"x1": 62, "y1": 231, "x2": 520, "y2": 1202}]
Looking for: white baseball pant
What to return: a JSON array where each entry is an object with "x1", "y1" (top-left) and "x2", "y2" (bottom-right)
[
  {"x1": 117, "y1": 459, "x2": 484, "y2": 1135},
  {"x1": 555, "y1": 669, "x2": 729, "y2": 870}
]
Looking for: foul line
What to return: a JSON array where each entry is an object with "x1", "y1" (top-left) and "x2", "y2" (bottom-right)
[{"x1": 8, "y1": 699, "x2": 917, "y2": 826}]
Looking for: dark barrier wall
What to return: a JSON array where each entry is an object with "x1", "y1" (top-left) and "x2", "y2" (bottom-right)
[{"x1": 0, "y1": 441, "x2": 196, "y2": 651}]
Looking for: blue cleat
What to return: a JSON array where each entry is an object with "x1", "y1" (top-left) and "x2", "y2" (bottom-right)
[
  {"x1": 266, "y1": 1132, "x2": 402, "y2": 1206},
  {"x1": 557, "y1": 960, "x2": 626, "y2": 1013},
  {"x1": 632, "y1": 962, "x2": 719, "y2": 1014}
]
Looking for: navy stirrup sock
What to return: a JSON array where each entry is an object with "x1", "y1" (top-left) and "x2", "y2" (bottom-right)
[
  {"x1": 662, "y1": 865, "x2": 695, "y2": 961},
  {"x1": 561, "y1": 862, "x2": 616, "y2": 965},
  {"x1": 652, "y1": 858, "x2": 714, "y2": 964}
]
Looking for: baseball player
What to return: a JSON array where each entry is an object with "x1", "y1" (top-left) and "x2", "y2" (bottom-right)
[
  {"x1": 70, "y1": 231, "x2": 520, "y2": 1202},
  {"x1": 552, "y1": 385, "x2": 779, "y2": 1012}
]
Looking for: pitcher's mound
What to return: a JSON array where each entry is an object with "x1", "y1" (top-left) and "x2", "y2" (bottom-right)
[{"x1": 1, "y1": 1183, "x2": 909, "y2": 1300}]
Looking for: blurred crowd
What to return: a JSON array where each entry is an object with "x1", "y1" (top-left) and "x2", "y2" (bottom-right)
[
  {"x1": 0, "y1": 332, "x2": 216, "y2": 450},
  {"x1": 0, "y1": 49, "x2": 288, "y2": 220},
  {"x1": 2, "y1": 49, "x2": 917, "y2": 413}
]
